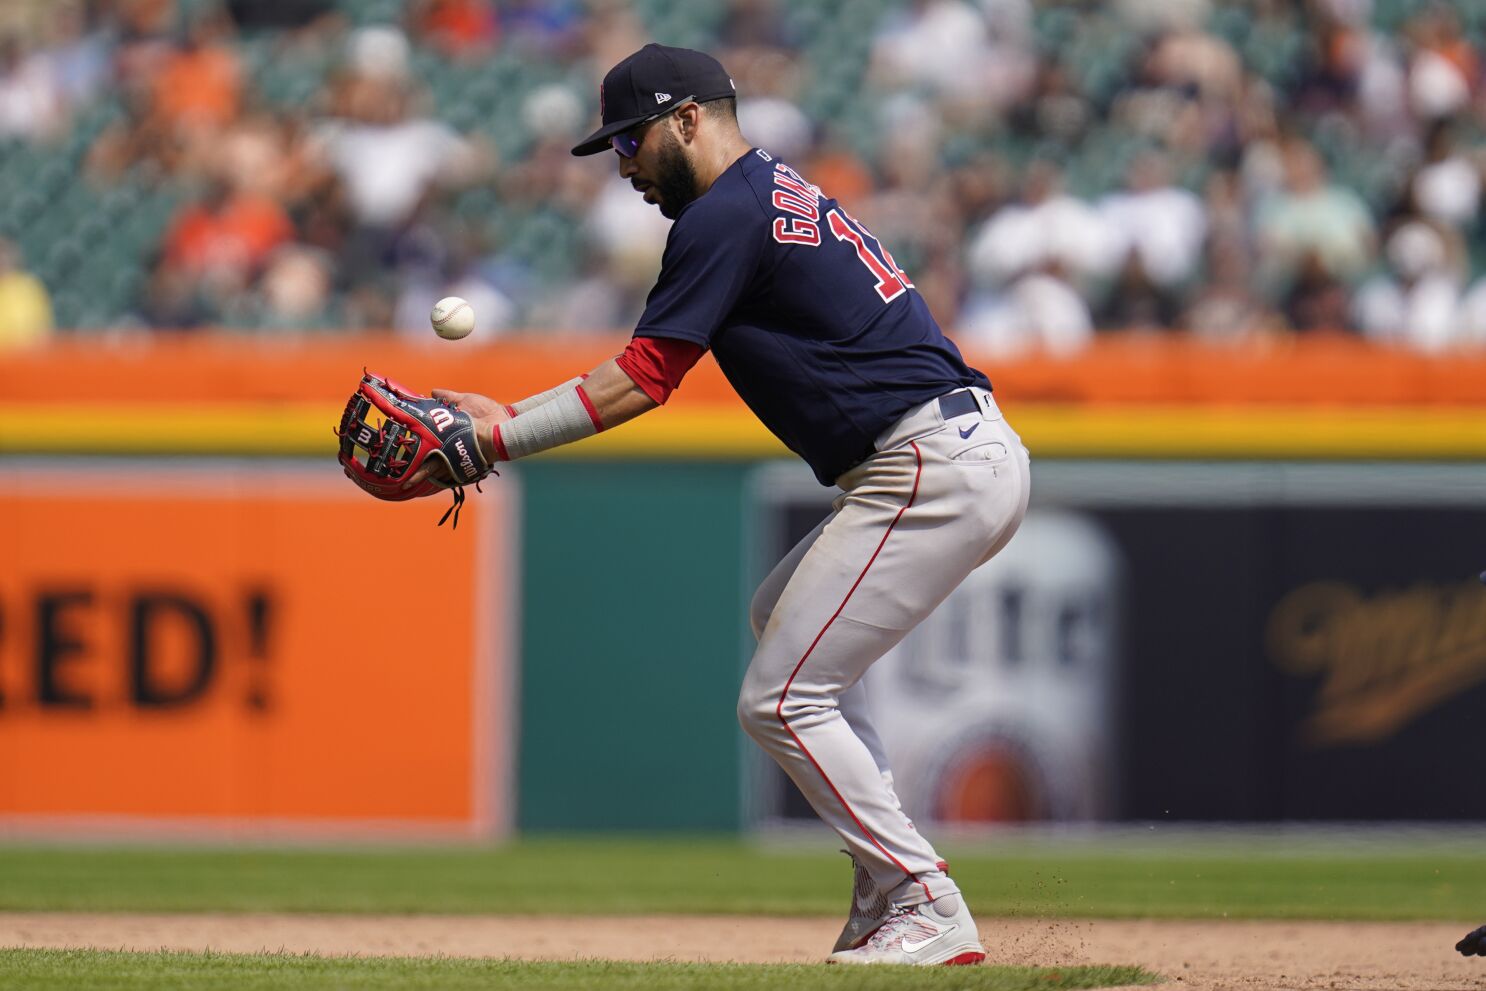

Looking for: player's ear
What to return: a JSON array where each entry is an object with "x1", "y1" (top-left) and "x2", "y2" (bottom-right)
[{"x1": 676, "y1": 101, "x2": 701, "y2": 143}]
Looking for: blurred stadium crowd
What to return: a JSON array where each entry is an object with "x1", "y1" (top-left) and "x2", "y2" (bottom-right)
[{"x1": 0, "y1": 0, "x2": 1484, "y2": 353}]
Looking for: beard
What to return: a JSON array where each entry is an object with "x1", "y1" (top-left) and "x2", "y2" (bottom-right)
[{"x1": 652, "y1": 128, "x2": 700, "y2": 220}]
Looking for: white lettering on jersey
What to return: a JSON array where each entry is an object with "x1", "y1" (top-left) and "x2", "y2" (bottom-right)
[
  {"x1": 764, "y1": 160, "x2": 915, "y2": 302},
  {"x1": 770, "y1": 162, "x2": 822, "y2": 247}
]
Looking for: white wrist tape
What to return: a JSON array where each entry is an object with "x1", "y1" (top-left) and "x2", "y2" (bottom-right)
[
  {"x1": 510, "y1": 376, "x2": 586, "y2": 416},
  {"x1": 494, "y1": 386, "x2": 600, "y2": 461}
]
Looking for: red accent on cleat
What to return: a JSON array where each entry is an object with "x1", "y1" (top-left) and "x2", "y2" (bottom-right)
[{"x1": 942, "y1": 951, "x2": 986, "y2": 966}]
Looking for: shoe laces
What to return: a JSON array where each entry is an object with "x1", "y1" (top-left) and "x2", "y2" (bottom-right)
[
  {"x1": 436, "y1": 475, "x2": 493, "y2": 529},
  {"x1": 865, "y1": 907, "x2": 940, "y2": 951}
]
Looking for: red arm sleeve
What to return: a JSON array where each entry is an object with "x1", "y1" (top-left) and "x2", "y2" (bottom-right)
[{"x1": 614, "y1": 336, "x2": 706, "y2": 405}]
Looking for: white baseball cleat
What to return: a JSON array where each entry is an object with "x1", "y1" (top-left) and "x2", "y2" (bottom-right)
[
  {"x1": 833, "y1": 851, "x2": 894, "y2": 952},
  {"x1": 827, "y1": 893, "x2": 986, "y2": 966}
]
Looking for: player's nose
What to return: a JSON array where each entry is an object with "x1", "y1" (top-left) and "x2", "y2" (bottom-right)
[{"x1": 616, "y1": 153, "x2": 639, "y2": 179}]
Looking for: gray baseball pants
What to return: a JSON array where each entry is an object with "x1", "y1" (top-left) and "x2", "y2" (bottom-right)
[{"x1": 739, "y1": 387, "x2": 1030, "y2": 906}]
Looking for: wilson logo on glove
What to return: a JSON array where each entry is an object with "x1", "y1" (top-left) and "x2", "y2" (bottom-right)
[
  {"x1": 454, "y1": 439, "x2": 479, "y2": 480},
  {"x1": 334, "y1": 371, "x2": 496, "y2": 528}
]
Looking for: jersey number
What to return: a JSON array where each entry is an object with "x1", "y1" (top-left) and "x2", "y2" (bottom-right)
[{"x1": 827, "y1": 210, "x2": 914, "y2": 303}]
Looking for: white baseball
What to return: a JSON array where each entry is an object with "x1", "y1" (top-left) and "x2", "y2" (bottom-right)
[{"x1": 431, "y1": 296, "x2": 475, "y2": 340}]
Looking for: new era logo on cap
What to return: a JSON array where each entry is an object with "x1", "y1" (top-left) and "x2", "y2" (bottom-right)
[{"x1": 654, "y1": 91, "x2": 671, "y2": 103}]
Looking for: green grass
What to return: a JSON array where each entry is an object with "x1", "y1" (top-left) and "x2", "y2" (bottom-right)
[
  {"x1": 0, "y1": 837, "x2": 1482, "y2": 921},
  {"x1": 0, "y1": 949, "x2": 1157, "y2": 991}
]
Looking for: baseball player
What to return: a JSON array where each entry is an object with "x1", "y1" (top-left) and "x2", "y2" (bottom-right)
[{"x1": 410, "y1": 44, "x2": 1030, "y2": 965}]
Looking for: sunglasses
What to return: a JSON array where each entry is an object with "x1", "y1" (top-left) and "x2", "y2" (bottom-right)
[{"x1": 610, "y1": 94, "x2": 696, "y2": 158}]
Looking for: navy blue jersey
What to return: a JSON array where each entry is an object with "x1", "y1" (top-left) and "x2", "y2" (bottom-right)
[{"x1": 634, "y1": 148, "x2": 991, "y2": 485}]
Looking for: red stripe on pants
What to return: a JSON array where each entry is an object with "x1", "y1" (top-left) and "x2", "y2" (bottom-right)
[{"x1": 774, "y1": 441, "x2": 930, "y2": 903}]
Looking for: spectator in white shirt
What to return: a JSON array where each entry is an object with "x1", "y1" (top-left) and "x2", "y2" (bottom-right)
[
  {"x1": 871, "y1": 0, "x2": 1034, "y2": 116},
  {"x1": 0, "y1": 34, "x2": 65, "y2": 142},
  {"x1": 960, "y1": 260, "x2": 1094, "y2": 356},
  {"x1": 1410, "y1": 121, "x2": 1482, "y2": 231},
  {"x1": 309, "y1": 27, "x2": 485, "y2": 230},
  {"x1": 965, "y1": 159, "x2": 1116, "y2": 289},
  {"x1": 1098, "y1": 151, "x2": 1207, "y2": 289},
  {"x1": 1353, "y1": 219, "x2": 1466, "y2": 352}
]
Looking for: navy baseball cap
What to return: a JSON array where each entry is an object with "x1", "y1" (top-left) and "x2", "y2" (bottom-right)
[{"x1": 571, "y1": 44, "x2": 736, "y2": 157}]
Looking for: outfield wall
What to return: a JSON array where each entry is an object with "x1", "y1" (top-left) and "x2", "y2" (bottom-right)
[
  {"x1": 2, "y1": 335, "x2": 1484, "y2": 835},
  {"x1": 0, "y1": 461, "x2": 515, "y2": 837}
]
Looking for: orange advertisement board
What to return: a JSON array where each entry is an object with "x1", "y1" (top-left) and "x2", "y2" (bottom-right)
[
  {"x1": 3, "y1": 335, "x2": 1486, "y2": 408},
  {"x1": 0, "y1": 464, "x2": 512, "y2": 836}
]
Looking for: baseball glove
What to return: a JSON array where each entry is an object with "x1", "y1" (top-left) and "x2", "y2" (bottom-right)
[
  {"x1": 335, "y1": 370, "x2": 494, "y2": 528},
  {"x1": 1458, "y1": 926, "x2": 1486, "y2": 957}
]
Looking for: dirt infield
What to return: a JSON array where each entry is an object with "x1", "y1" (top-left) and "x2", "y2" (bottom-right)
[{"x1": 1, "y1": 912, "x2": 1482, "y2": 990}]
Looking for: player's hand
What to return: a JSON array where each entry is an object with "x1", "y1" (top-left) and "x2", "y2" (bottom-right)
[
  {"x1": 433, "y1": 389, "x2": 508, "y2": 420},
  {"x1": 1457, "y1": 925, "x2": 1486, "y2": 956},
  {"x1": 403, "y1": 458, "x2": 454, "y2": 490},
  {"x1": 400, "y1": 392, "x2": 510, "y2": 491}
]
